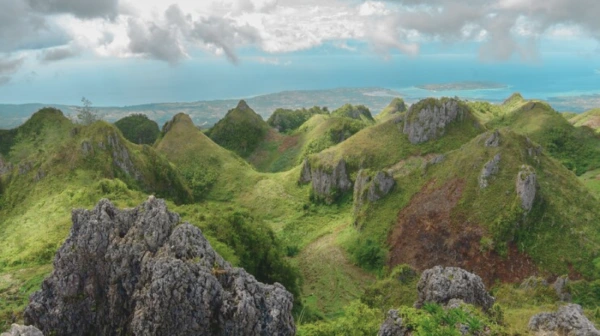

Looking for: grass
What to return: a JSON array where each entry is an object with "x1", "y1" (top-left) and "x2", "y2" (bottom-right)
[{"x1": 569, "y1": 108, "x2": 600, "y2": 132}]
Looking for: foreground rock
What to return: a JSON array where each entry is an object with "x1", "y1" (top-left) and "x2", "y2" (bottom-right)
[
  {"x1": 0, "y1": 324, "x2": 43, "y2": 336},
  {"x1": 24, "y1": 197, "x2": 295, "y2": 336},
  {"x1": 529, "y1": 304, "x2": 600, "y2": 336},
  {"x1": 415, "y1": 266, "x2": 495, "y2": 311},
  {"x1": 378, "y1": 310, "x2": 408, "y2": 336},
  {"x1": 403, "y1": 98, "x2": 467, "y2": 144}
]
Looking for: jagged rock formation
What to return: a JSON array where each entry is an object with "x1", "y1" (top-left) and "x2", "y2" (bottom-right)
[
  {"x1": 24, "y1": 197, "x2": 295, "y2": 336},
  {"x1": 378, "y1": 310, "x2": 408, "y2": 336},
  {"x1": 107, "y1": 131, "x2": 141, "y2": 180},
  {"x1": 403, "y1": 98, "x2": 466, "y2": 144},
  {"x1": 484, "y1": 130, "x2": 500, "y2": 147},
  {"x1": 479, "y1": 154, "x2": 501, "y2": 189},
  {"x1": 299, "y1": 159, "x2": 352, "y2": 204},
  {"x1": 516, "y1": 165, "x2": 537, "y2": 212},
  {"x1": 415, "y1": 266, "x2": 495, "y2": 311},
  {"x1": 354, "y1": 170, "x2": 395, "y2": 213},
  {"x1": 529, "y1": 304, "x2": 600, "y2": 336},
  {"x1": 0, "y1": 324, "x2": 43, "y2": 336}
]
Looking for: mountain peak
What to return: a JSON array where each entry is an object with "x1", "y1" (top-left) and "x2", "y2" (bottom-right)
[{"x1": 237, "y1": 100, "x2": 250, "y2": 111}]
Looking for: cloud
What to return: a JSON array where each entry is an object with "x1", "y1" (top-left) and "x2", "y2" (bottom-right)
[
  {"x1": 0, "y1": 57, "x2": 25, "y2": 75},
  {"x1": 26, "y1": 0, "x2": 119, "y2": 19},
  {"x1": 39, "y1": 46, "x2": 80, "y2": 63},
  {"x1": 256, "y1": 57, "x2": 291, "y2": 66},
  {"x1": 127, "y1": 17, "x2": 187, "y2": 64},
  {"x1": 0, "y1": 76, "x2": 10, "y2": 86}
]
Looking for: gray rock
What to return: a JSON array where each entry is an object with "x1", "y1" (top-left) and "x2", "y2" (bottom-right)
[
  {"x1": 0, "y1": 324, "x2": 43, "y2": 336},
  {"x1": 378, "y1": 310, "x2": 408, "y2": 336},
  {"x1": 353, "y1": 169, "x2": 371, "y2": 214},
  {"x1": 107, "y1": 132, "x2": 142, "y2": 180},
  {"x1": 34, "y1": 170, "x2": 45, "y2": 182},
  {"x1": 516, "y1": 165, "x2": 537, "y2": 212},
  {"x1": 300, "y1": 159, "x2": 352, "y2": 204},
  {"x1": 529, "y1": 304, "x2": 600, "y2": 336},
  {"x1": 81, "y1": 141, "x2": 93, "y2": 156},
  {"x1": 415, "y1": 266, "x2": 495, "y2": 311},
  {"x1": 18, "y1": 162, "x2": 32, "y2": 175},
  {"x1": 520, "y1": 276, "x2": 549, "y2": 290},
  {"x1": 299, "y1": 158, "x2": 312, "y2": 184},
  {"x1": 24, "y1": 197, "x2": 295, "y2": 336},
  {"x1": 368, "y1": 171, "x2": 395, "y2": 202},
  {"x1": 403, "y1": 98, "x2": 465, "y2": 144},
  {"x1": 479, "y1": 154, "x2": 501, "y2": 189},
  {"x1": 484, "y1": 130, "x2": 501, "y2": 147},
  {"x1": 554, "y1": 276, "x2": 572, "y2": 302},
  {"x1": 429, "y1": 155, "x2": 446, "y2": 165},
  {"x1": 0, "y1": 155, "x2": 13, "y2": 176}
]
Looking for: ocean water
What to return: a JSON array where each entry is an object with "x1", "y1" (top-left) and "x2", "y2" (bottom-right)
[{"x1": 1, "y1": 52, "x2": 598, "y2": 111}]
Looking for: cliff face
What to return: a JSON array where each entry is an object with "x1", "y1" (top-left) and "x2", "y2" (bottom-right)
[
  {"x1": 299, "y1": 158, "x2": 353, "y2": 204},
  {"x1": 353, "y1": 169, "x2": 395, "y2": 216},
  {"x1": 403, "y1": 98, "x2": 466, "y2": 144},
  {"x1": 25, "y1": 197, "x2": 295, "y2": 336}
]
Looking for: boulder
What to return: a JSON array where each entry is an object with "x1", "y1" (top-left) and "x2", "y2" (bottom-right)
[
  {"x1": 403, "y1": 98, "x2": 466, "y2": 144},
  {"x1": 378, "y1": 310, "x2": 408, "y2": 336},
  {"x1": 553, "y1": 276, "x2": 572, "y2": 302},
  {"x1": 529, "y1": 304, "x2": 600, "y2": 336},
  {"x1": 415, "y1": 266, "x2": 495, "y2": 311},
  {"x1": 0, "y1": 324, "x2": 43, "y2": 336},
  {"x1": 516, "y1": 165, "x2": 537, "y2": 212},
  {"x1": 479, "y1": 154, "x2": 501, "y2": 189},
  {"x1": 0, "y1": 155, "x2": 13, "y2": 176},
  {"x1": 24, "y1": 197, "x2": 295, "y2": 336}
]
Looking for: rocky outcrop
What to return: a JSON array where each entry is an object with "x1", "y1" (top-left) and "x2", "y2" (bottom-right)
[
  {"x1": 81, "y1": 141, "x2": 93, "y2": 156},
  {"x1": 0, "y1": 155, "x2": 13, "y2": 176},
  {"x1": 529, "y1": 304, "x2": 599, "y2": 336},
  {"x1": 378, "y1": 310, "x2": 408, "y2": 336},
  {"x1": 553, "y1": 276, "x2": 572, "y2": 302},
  {"x1": 18, "y1": 162, "x2": 32, "y2": 175},
  {"x1": 415, "y1": 266, "x2": 495, "y2": 311},
  {"x1": 0, "y1": 324, "x2": 43, "y2": 336},
  {"x1": 107, "y1": 132, "x2": 141, "y2": 180},
  {"x1": 516, "y1": 165, "x2": 537, "y2": 212},
  {"x1": 484, "y1": 130, "x2": 500, "y2": 147},
  {"x1": 24, "y1": 197, "x2": 295, "y2": 336},
  {"x1": 299, "y1": 159, "x2": 352, "y2": 204},
  {"x1": 403, "y1": 98, "x2": 466, "y2": 144},
  {"x1": 354, "y1": 170, "x2": 395, "y2": 210},
  {"x1": 479, "y1": 154, "x2": 501, "y2": 189}
]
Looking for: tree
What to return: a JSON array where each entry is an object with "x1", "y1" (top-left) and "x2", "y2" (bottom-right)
[{"x1": 76, "y1": 97, "x2": 99, "y2": 125}]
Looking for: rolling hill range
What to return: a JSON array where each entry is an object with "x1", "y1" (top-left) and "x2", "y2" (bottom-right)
[
  {"x1": 0, "y1": 87, "x2": 401, "y2": 130},
  {"x1": 2, "y1": 93, "x2": 600, "y2": 334}
]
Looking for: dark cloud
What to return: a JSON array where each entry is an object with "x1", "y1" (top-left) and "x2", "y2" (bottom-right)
[
  {"x1": 27, "y1": 0, "x2": 119, "y2": 19},
  {"x1": 0, "y1": 57, "x2": 25, "y2": 75},
  {"x1": 39, "y1": 46, "x2": 80, "y2": 63}
]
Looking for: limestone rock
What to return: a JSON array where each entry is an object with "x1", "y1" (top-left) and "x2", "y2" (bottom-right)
[
  {"x1": 529, "y1": 304, "x2": 600, "y2": 336},
  {"x1": 0, "y1": 324, "x2": 43, "y2": 336},
  {"x1": 484, "y1": 130, "x2": 500, "y2": 147},
  {"x1": 403, "y1": 98, "x2": 466, "y2": 144},
  {"x1": 24, "y1": 197, "x2": 295, "y2": 336},
  {"x1": 479, "y1": 154, "x2": 501, "y2": 189},
  {"x1": 300, "y1": 159, "x2": 352, "y2": 204},
  {"x1": 415, "y1": 266, "x2": 495, "y2": 311},
  {"x1": 353, "y1": 170, "x2": 395, "y2": 215},
  {"x1": 107, "y1": 132, "x2": 141, "y2": 180},
  {"x1": 18, "y1": 162, "x2": 32, "y2": 175},
  {"x1": 378, "y1": 310, "x2": 408, "y2": 336},
  {"x1": 353, "y1": 169, "x2": 371, "y2": 213},
  {"x1": 0, "y1": 155, "x2": 13, "y2": 176},
  {"x1": 81, "y1": 141, "x2": 93, "y2": 156},
  {"x1": 516, "y1": 165, "x2": 537, "y2": 212},
  {"x1": 554, "y1": 276, "x2": 572, "y2": 302}
]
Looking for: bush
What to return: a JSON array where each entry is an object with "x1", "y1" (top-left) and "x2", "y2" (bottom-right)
[
  {"x1": 114, "y1": 114, "x2": 160, "y2": 145},
  {"x1": 268, "y1": 106, "x2": 328, "y2": 133}
]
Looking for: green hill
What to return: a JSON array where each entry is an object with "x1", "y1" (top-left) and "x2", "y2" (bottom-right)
[
  {"x1": 569, "y1": 108, "x2": 600, "y2": 132},
  {"x1": 267, "y1": 106, "x2": 329, "y2": 133},
  {"x1": 331, "y1": 104, "x2": 375, "y2": 123},
  {"x1": 208, "y1": 100, "x2": 270, "y2": 158},
  {"x1": 376, "y1": 97, "x2": 407, "y2": 122},
  {"x1": 114, "y1": 113, "x2": 160, "y2": 145}
]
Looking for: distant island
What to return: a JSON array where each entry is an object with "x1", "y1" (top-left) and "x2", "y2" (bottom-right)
[{"x1": 417, "y1": 81, "x2": 508, "y2": 91}]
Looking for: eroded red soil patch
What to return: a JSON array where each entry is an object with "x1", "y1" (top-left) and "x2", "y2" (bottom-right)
[
  {"x1": 387, "y1": 179, "x2": 537, "y2": 287},
  {"x1": 278, "y1": 135, "x2": 299, "y2": 153}
]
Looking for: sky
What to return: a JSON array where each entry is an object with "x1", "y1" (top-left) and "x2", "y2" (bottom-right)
[{"x1": 0, "y1": 0, "x2": 599, "y2": 106}]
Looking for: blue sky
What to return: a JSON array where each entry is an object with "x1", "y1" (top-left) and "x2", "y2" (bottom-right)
[{"x1": 0, "y1": 0, "x2": 599, "y2": 106}]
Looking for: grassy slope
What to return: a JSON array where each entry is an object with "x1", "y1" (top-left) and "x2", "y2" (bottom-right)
[
  {"x1": 375, "y1": 98, "x2": 407, "y2": 123},
  {"x1": 569, "y1": 108, "x2": 600, "y2": 132}
]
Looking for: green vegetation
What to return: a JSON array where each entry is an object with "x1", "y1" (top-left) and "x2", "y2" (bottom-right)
[
  {"x1": 331, "y1": 104, "x2": 375, "y2": 123},
  {"x1": 376, "y1": 97, "x2": 407, "y2": 122},
  {"x1": 75, "y1": 97, "x2": 100, "y2": 125},
  {"x1": 569, "y1": 108, "x2": 600, "y2": 133},
  {"x1": 114, "y1": 113, "x2": 160, "y2": 144},
  {"x1": 208, "y1": 100, "x2": 270, "y2": 157},
  {"x1": 267, "y1": 106, "x2": 329, "y2": 133}
]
